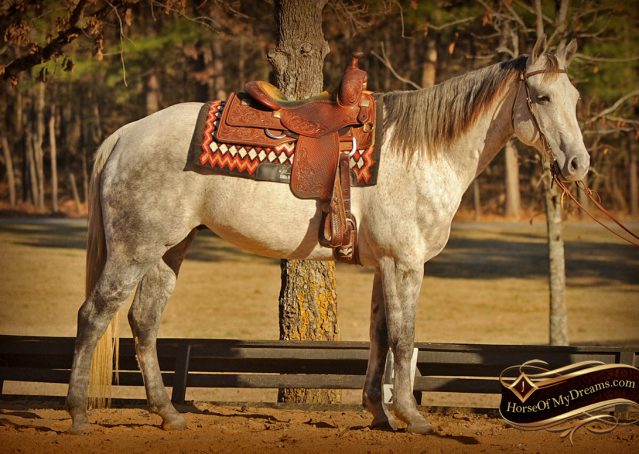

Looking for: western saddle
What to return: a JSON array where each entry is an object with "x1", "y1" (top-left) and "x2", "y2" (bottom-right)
[{"x1": 215, "y1": 53, "x2": 376, "y2": 264}]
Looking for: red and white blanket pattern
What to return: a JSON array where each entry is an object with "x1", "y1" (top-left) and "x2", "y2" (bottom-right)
[{"x1": 186, "y1": 100, "x2": 380, "y2": 187}]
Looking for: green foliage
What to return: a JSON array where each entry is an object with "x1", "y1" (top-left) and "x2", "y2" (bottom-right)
[{"x1": 580, "y1": 6, "x2": 639, "y2": 105}]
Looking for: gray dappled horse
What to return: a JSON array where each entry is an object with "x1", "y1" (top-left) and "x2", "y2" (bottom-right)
[{"x1": 66, "y1": 40, "x2": 589, "y2": 434}]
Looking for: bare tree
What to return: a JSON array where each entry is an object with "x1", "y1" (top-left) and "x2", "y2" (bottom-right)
[
  {"x1": 1, "y1": 135, "x2": 16, "y2": 207},
  {"x1": 540, "y1": 0, "x2": 569, "y2": 346},
  {"x1": 48, "y1": 106, "x2": 59, "y2": 212}
]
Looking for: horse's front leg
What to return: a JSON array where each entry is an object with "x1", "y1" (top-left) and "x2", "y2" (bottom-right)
[{"x1": 378, "y1": 257, "x2": 433, "y2": 434}]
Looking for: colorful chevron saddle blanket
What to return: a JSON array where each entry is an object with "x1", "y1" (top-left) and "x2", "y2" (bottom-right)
[{"x1": 185, "y1": 99, "x2": 381, "y2": 188}]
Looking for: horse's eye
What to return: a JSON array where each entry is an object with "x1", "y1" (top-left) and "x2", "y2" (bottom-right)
[{"x1": 537, "y1": 95, "x2": 550, "y2": 104}]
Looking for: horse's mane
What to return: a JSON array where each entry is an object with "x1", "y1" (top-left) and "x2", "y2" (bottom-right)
[{"x1": 382, "y1": 55, "x2": 559, "y2": 157}]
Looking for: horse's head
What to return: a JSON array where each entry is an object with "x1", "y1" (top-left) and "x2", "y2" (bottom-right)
[{"x1": 512, "y1": 38, "x2": 590, "y2": 182}]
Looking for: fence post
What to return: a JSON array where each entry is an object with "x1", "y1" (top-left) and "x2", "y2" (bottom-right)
[{"x1": 171, "y1": 343, "x2": 191, "y2": 405}]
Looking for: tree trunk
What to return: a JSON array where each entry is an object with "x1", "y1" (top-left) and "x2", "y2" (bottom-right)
[
  {"x1": 543, "y1": 161, "x2": 568, "y2": 345},
  {"x1": 577, "y1": 173, "x2": 590, "y2": 220},
  {"x1": 278, "y1": 260, "x2": 338, "y2": 403},
  {"x1": 473, "y1": 179, "x2": 482, "y2": 221},
  {"x1": 21, "y1": 126, "x2": 30, "y2": 203},
  {"x1": 269, "y1": 0, "x2": 338, "y2": 404},
  {"x1": 238, "y1": 34, "x2": 246, "y2": 89},
  {"x1": 630, "y1": 142, "x2": 638, "y2": 217},
  {"x1": 25, "y1": 127, "x2": 39, "y2": 207},
  {"x1": 81, "y1": 152, "x2": 89, "y2": 204},
  {"x1": 212, "y1": 39, "x2": 226, "y2": 100},
  {"x1": 1, "y1": 136, "x2": 17, "y2": 207},
  {"x1": 504, "y1": 141, "x2": 521, "y2": 219},
  {"x1": 536, "y1": 0, "x2": 569, "y2": 346},
  {"x1": 34, "y1": 82, "x2": 46, "y2": 210},
  {"x1": 145, "y1": 71, "x2": 161, "y2": 114},
  {"x1": 49, "y1": 105, "x2": 59, "y2": 212},
  {"x1": 12, "y1": 86, "x2": 25, "y2": 204},
  {"x1": 69, "y1": 172, "x2": 82, "y2": 213},
  {"x1": 421, "y1": 38, "x2": 437, "y2": 88}
]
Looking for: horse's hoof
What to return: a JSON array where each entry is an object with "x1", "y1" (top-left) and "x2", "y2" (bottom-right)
[
  {"x1": 68, "y1": 421, "x2": 93, "y2": 435},
  {"x1": 370, "y1": 415, "x2": 393, "y2": 431},
  {"x1": 162, "y1": 414, "x2": 187, "y2": 431},
  {"x1": 407, "y1": 420, "x2": 434, "y2": 435}
]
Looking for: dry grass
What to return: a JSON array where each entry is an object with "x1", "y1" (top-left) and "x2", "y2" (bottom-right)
[{"x1": 1, "y1": 218, "x2": 637, "y2": 346}]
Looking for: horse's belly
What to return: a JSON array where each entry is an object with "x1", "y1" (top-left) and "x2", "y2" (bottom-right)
[{"x1": 201, "y1": 177, "x2": 334, "y2": 261}]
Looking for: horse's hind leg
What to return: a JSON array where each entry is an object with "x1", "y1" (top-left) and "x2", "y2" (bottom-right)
[
  {"x1": 363, "y1": 270, "x2": 391, "y2": 429},
  {"x1": 66, "y1": 255, "x2": 151, "y2": 434},
  {"x1": 378, "y1": 257, "x2": 433, "y2": 435},
  {"x1": 127, "y1": 230, "x2": 196, "y2": 431}
]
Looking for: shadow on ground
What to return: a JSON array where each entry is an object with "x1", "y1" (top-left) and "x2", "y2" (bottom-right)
[
  {"x1": 427, "y1": 235, "x2": 639, "y2": 284},
  {"x1": 1, "y1": 219, "x2": 637, "y2": 283}
]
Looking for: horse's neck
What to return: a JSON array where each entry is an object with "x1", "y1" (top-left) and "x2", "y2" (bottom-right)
[{"x1": 434, "y1": 83, "x2": 517, "y2": 192}]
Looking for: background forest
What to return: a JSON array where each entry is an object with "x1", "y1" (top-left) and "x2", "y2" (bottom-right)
[{"x1": 1, "y1": 0, "x2": 637, "y2": 219}]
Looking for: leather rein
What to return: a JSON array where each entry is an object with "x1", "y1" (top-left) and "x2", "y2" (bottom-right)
[{"x1": 519, "y1": 69, "x2": 639, "y2": 247}]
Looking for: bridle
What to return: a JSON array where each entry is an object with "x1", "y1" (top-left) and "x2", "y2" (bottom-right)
[
  {"x1": 517, "y1": 68, "x2": 567, "y2": 163},
  {"x1": 516, "y1": 68, "x2": 639, "y2": 247}
]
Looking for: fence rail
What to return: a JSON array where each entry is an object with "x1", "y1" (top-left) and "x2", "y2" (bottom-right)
[{"x1": 1, "y1": 335, "x2": 637, "y2": 407}]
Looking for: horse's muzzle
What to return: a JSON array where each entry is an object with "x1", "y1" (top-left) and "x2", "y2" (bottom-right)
[{"x1": 557, "y1": 152, "x2": 590, "y2": 182}]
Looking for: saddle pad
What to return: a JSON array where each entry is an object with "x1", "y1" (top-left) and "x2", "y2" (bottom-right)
[{"x1": 185, "y1": 100, "x2": 381, "y2": 187}]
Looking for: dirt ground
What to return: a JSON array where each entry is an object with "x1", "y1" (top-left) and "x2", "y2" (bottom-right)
[
  {"x1": 1, "y1": 400, "x2": 638, "y2": 453},
  {"x1": 0, "y1": 218, "x2": 638, "y2": 451}
]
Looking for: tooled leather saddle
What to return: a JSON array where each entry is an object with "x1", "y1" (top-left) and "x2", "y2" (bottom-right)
[{"x1": 214, "y1": 53, "x2": 377, "y2": 264}]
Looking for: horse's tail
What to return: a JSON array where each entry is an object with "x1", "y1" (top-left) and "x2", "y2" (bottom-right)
[{"x1": 86, "y1": 131, "x2": 121, "y2": 409}]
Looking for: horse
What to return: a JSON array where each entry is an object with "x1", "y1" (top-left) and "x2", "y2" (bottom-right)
[{"x1": 66, "y1": 39, "x2": 589, "y2": 434}]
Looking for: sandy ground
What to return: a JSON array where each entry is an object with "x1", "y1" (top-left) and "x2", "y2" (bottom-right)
[
  {"x1": 1, "y1": 401, "x2": 638, "y2": 453},
  {"x1": 0, "y1": 218, "x2": 638, "y2": 451}
]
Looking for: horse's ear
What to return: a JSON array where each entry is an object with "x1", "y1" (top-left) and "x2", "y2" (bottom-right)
[
  {"x1": 563, "y1": 39, "x2": 578, "y2": 66},
  {"x1": 531, "y1": 34, "x2": 546, "y2": 64}
]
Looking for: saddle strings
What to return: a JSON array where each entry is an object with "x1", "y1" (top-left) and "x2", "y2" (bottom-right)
[{"x1": 521, "y1": 70, "x2": 639, "y2": 247}]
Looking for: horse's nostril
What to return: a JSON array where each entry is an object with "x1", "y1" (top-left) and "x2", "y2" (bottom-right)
[{"x1": 568, "y1": 156, "x2": 579, "y2": 174}]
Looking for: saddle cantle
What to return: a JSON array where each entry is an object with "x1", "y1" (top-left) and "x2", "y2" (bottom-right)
[{"x1": 213, "y1": 52, "x2": 377, "y2": 264}]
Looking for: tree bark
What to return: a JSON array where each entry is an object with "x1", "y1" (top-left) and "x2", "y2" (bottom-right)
[
  {"x1": 541, "y1": 0, "x2": 569, "y2": 346},
  {"x1": 577, "y1": 173, "x2": 590, "y2": 220},
  {"x1": 1, "y1": 136, "x2": 17, "y2": 207},
  {"x1": 543, "y1": 161, "x2": 568, "y2": 345},
  {"x1": 268, "y1": 1, "x2": 330, "y2": 97},
  {"x1": 145, "y1": 71, "x2": 161, "y2": 114},
  {"x1": 269, "y1": 0, "x2": 338, "y2": 404},
  {"x1": 630, "y1": 139, "x2": 638, "y2": 217},
  {"x1": 421, "y1": 38, "x2": 437, "y2": 88},
  {"x1": 278, "y1": 260, "x2": 338, "y2": 403},
  {"x1": 69, "y1": 172, "x2": 82, "y2": 214},
  {"x1": 504, "y1": 141, "x2": 521, "y2": 219},
  {"x1": 14, "y1": 87, "x2": 27, "y2": 203},
  {"x1": 49, "y1": 105, "x2": 59, "y2": 212},
  {"x1": 473, "y1": 179, "x2": 482, "y2": 221},
  {"x1": 25, "y1": 127, "x2": 39, "y2": 207},
  {"x1": 212, "y1": 39, "x2": 227, "y2": 100},
  {"x1": 34, "y1": 82, "x2": 46, "y2": 210},
  {"x1": 238, "y1": 34, "x2": 246, "y2": 89}
]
